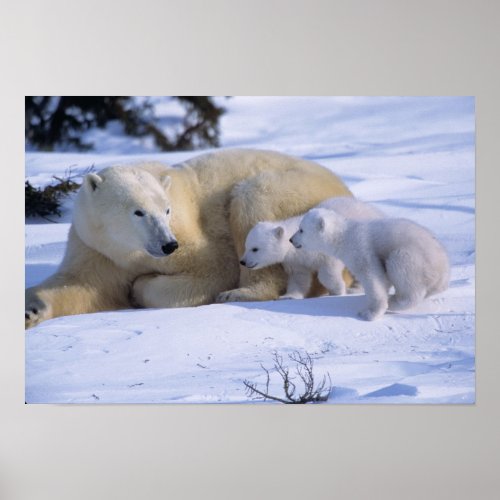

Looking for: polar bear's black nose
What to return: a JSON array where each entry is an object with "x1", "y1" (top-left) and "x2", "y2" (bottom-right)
[
  {"x1": 161, "y1": 241, "x2": 178, "y2": 255},
  {"x1": 239, "y1": 259, "x2": 246, "y2": 266}
]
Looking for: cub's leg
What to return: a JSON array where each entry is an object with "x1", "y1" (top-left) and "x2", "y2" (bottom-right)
[
  {"x1": 357, "y1": 259, "x2": 391, "y2": 321},
  {"x1": 317, "y1": 258, "x2": 346, "y2": 296},
  {"x1": 279, "y1": 269, "x2": 313, "y2": 300},
  {"x1": 386, "y1": 249, "x2": 427, "y2": 311}
]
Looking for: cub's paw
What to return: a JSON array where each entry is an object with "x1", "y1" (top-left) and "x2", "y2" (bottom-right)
[
  {"x1": 278, "y1": 294, "x2": 302, "y2": 300},
  {"x1": 25, "y1": 295, "x2": 48, "y2": 329},
  {"x1": 327, "y1": 283, "x2": 347, "y2": 296},
  {"x1": 357, "y1": 308, "x2": 384, "y2": 321},
  {"x1": 388, "y1": 296, "x2": 412, "y2": 311}
]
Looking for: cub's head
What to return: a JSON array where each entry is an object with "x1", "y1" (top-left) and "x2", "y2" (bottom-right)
[
  {"x1": 74, "y1": 166, "x2": 178, "y2": 266},
  {"x1": 240, "y1": 222, "x2": 288, "y2": 270},
  {"x1": 290, "y1": 208, "x2": 339, "y2": 253}
]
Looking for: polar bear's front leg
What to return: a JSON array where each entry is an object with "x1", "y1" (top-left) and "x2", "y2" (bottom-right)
[
  {"x1": 25, "y1": 287, "x2": 53, "y2": 329},
  {"x1": 279, "y1": 269, "x2": 312, "y2": 300},
  {"x1": 25, "y1": 275, "x2": 127, "y2": 329},
  {"x1": 132, "y1": 273, "x2": 224, "y2": 309},
  {"x1": 216, "y1": 265, "x2": 286, "y2": 303},
  {"x1": 317, "y1": 258, "x2": 346, "y2": 296}
]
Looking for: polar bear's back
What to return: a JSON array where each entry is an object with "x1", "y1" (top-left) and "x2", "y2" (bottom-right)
[
  {"x1": 318, "y1": 196, "x2": 385, "y2": 220},
  {"x1": 177, "y1": 149, "x2": 350, "y2": 194},
  {"x1": 367, "y1": 219, "x2": 442, "y2": 253},
  {"x1": 366, "y1": 218, "x2": 450, "y2": 293}
]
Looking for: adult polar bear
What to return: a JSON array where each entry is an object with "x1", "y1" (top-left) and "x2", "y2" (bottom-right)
[{"x1": 25, "y1": 149, "x2": 352, "y2": 328}]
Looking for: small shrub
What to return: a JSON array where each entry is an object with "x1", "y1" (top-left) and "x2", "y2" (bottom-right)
[
  {"x1": 25, "y1": 167, "x2": 91, "y2": 219},
  {"x1": 243, "y1": 350, "x2": 333, "y2": 404},
  {"x1": 25, "y1": 180, "x2": 62, "y2": 218}
]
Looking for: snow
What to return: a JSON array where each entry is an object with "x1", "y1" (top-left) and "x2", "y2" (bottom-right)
[{"x1": 25, "y1": 96, "x2": 475, "y2": 404}]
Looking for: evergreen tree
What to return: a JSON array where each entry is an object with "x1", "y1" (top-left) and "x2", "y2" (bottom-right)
[{"x1": 25, "y1": 96, "x2": 225, "y2": 151}]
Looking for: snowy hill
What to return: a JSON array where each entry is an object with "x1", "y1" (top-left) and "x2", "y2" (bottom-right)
[{"x1": 25, "y1": 97, "x2": 475, "y2": 404}]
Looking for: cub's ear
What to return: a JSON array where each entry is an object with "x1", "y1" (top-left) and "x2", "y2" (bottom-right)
[
  {"x1": 84, "y1": 173, "x2": 103, "y2": 192},
  {"x1": 160, "y1": 175, "x2": 172, "y2": 191},
  {"x1": 316, "y1": 216, "x2": 325, "y2": 232},
  {"x1": 273, "y1": 226, "x2": 284, "y2": 239}
]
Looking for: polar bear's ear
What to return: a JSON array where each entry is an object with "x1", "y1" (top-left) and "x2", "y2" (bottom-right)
[
  {"x1": 160, "y1": 175, "x2": 172, "y2": 192},
  {"x1": 84, "y1": 173, "x2": 103, "y2": 192},
  {"x1": 273, "y1": 226, "x2": 284, "y2": 240},
  {"x1": 316, "y1": 216, "x2": 325, "y2": 232}
]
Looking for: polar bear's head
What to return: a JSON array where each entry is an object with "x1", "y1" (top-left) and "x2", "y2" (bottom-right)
[
  {"x1": 73, "y1": 166, "x2": 178, "y2": 267},
  {"x1": 240, "y1": 222, "x2": 289, "y2": 270},
  {"x1": 290, "y1": 208, "x2": 343, "y2": 254}
]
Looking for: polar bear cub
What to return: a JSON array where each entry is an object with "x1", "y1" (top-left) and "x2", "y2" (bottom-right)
[
  {"x1": 290, "y1": 208, "x2": 450, "y2": 320},
  {"x1": 240, "y1": 197, "x2": 384, "y2": 300}
]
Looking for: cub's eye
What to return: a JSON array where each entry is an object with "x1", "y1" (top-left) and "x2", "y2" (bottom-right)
[
  {"x1": 134, "y1": 210, "x2": 145, "y2": 217},
  {"x1": 252, "y1": 248, "x2": 258, "y2": 252},
  {"x1": 166, "y1": 208, "x2": 170, "y2": 215},
  {"x1": 299, "y1": 229, "x2": 303, "y2": 233}
]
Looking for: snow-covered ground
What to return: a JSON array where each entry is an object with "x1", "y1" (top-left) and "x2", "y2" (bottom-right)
[{"x1": 25, "y1": 97, "x2": 475, "y2": 404}]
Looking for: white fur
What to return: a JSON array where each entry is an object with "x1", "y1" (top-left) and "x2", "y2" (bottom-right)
[
  {"x1": 241, "y1": 197, "x2": 384, "y2": 299},
  {"x1": 316, "y1": 196, "x2": 385, "y2": 219},
  {"x1": 290, "y1": 208, "x2": 450, "y2": 320},
  {"x1": 240, "y1": 216, "x2": 342, "y2": 299},
  {"x1": 73, "y1": 167, "x2": 177, "y2": 268},
  {"x1": 25, "y1": 149, "x2": 353, "y2": 328}
]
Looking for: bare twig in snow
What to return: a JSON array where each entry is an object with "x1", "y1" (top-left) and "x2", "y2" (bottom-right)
[{"x1": 243, "y1": 350, "x2": 332, "y2": 404}]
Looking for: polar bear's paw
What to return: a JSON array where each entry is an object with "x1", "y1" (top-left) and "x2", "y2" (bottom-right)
[
  {"x1": 25, "y1": 294, "x2": 49, "y2": 329},
  {"x1": 388, "y1": 295, "x2": 419, "y2": 311},
  {"x1": 278, "y1": 293, "x2": 303, "y2": 300},
  {"x1": 357, "y1": 308, "x2": 384, "y2": 321},
  {"x1": 217, "y1": 288, "x2": 249, "y2": 303},
  {"x1": 327, "y1": 282, "x2": 347, "y2": 296},
  {"x1": 216, "y1": 287, "x2": 270, "y2": 303}
]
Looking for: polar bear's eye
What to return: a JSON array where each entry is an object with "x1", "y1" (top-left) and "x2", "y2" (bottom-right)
[
  {"x1": 299, "y1": 229, "x2": 303, "y2": 233},
  {"x1": 134, "y1": 210, "x2": 145, "y2": 217},
  {"x1": 252, "y1": 248, "x2": 258, "y2": 252},
  {"x1": 166, "y1": 208, "x2": 170, "y2": 215}
]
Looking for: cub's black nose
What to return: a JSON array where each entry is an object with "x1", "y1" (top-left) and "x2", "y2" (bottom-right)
[
  {"x1": 239, "y1": 260, "x2": 246, "y2": 266},
  {"x1": 162, "y1": 241, "x2": 179, "y2": 255}
]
